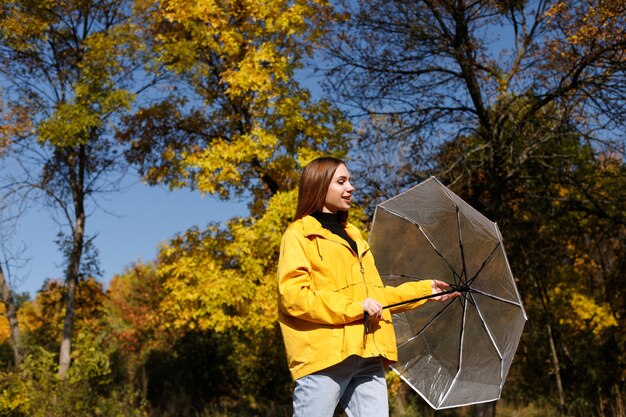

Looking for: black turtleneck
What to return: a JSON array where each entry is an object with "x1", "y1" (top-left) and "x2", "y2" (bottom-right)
[{"x1": 310, "y1": 211, "x2": 358, "y2": 254}]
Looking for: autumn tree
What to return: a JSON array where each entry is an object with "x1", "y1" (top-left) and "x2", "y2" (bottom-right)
[
  {"x1": 0, "y1": 0, "x2": 147, "y2": 377},
  {"x1": 0, "y1": 94, "x2": 33, "y2": 367},
  {"x1": 437, "y1": 120, "x2": 625, "y2": 415},
  {"x1": 322, "y1": 0, "x2": 626, "y2": 414},
  {"x1": 19, "y1": 278, "x2": 108, "y2": 352},
  {"x1": 1, "y1": 277, "x2": 142, "y2": 416},
  {"x1": 124, "y1": 0, "x2": 352, "y2": 340},
  {"x1": 324, "y1": 0, "x2": 625, "y2": 213},
  {"x1": 106, "y1": 262, "x2": 163, "y2": 358},
  {"x1": 0, "y1": 264, "x2": 22, "y2": 367},
  {"x1": 121, "y1": 0, "x2": 351, "y2": 213},
  {"x1": 113, "y1": 0, "x2": 353, "y2": 410},
  {"x1": 0, "y1": 191, "x2": 30, "y2": 370},
  {"x1": 105, "y1": 260, "x2": 170, "y2": 398}
]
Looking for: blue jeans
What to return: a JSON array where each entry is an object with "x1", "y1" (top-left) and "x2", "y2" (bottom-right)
[{"x1": 293, "y1": 355, "x2": 388, "y2": 417}]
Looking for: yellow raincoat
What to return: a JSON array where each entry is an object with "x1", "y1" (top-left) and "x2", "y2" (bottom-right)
[{"x1": 277, "y1": 215, "x2": 433, "y2": 380}]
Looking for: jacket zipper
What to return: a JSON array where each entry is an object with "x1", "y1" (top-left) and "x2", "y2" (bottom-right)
[
  {"x1": 359, "y1": 254, "x2": 368, "y2": 296},
  {"x1": 315, "y1": 238, "x2": 323, "y2": 261},
  {"x1": 313, "y1": 229, "x2": 382, "y2": 354}
]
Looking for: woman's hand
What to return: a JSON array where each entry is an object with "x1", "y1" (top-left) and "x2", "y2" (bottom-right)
[
  {"x1": 362, "y1": 297, "x2": 383, "y2": 319},
  {"x1": 431, "y1": 280, "x2": 460, "y2": 302}
]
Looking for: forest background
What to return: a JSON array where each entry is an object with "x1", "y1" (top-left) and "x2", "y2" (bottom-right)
[{"x1": 0, "y1": 0, "x2": 624, "y2": 416}]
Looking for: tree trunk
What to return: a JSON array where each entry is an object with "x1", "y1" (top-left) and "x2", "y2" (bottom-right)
[
  {"x1": 529, "y1": 267, "x2": 566, "y2": 414},
  {"x1": 58, "y1": 145, "x2": 87, "y2": 379},
  {"x1": 547, "y1": 322, "x2": 566, "y2": 413},
  {"x1": 0, "y1": 264, "x2": 22, "y2": 366},
  {"x1": 58, "y1": 213, "x2": 84, "y2": 378}
]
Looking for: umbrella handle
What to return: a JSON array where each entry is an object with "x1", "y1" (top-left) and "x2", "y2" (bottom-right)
[{"x1": 364, "y1": 312, "x2": 370, "y2": 334}]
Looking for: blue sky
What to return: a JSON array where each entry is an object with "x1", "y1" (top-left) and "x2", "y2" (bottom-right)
[{"x1": 6, "y1": 176, "x2": 248, "y2": 297}]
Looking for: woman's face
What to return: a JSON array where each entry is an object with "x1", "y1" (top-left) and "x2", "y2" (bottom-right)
[{"x1": 322, "y1": 163, "x2": 355, "y2": 213}]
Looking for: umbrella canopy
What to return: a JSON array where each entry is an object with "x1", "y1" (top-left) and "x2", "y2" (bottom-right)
[{"x1": 369, "y1": 177, "x2": 527, "y2": 410}]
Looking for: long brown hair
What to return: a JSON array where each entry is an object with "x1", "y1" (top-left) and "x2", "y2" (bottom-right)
[{"x1": 294, "y1": 157, "x2": 349, "y2": 225}]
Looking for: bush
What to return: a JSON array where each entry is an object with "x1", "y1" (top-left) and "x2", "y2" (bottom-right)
[{"x1": 0, "y1": 339, "x2": 148, "y2": 416}]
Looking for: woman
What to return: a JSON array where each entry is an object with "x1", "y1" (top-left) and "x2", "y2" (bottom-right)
[{"x1": 277, "y1": 157, "x2": 458, "y2": 417}]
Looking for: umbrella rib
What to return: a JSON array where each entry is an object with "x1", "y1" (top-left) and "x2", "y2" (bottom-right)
[
  {"x1": 466, "y1": 241, "x2": 502, "y2": 287},
  {"x1": 436, "y1": 181, "x2": 470, "y2": 287},
  {"x1": 439, "y1": 292, "x2": 467, "y2": 407},
  {"x1": 395, "y1": 299, "x2": 460, "y2": 350},
  {"x1": 468, "y1": 291, "x2": 506, "y2": 391},
  {"x1": 465, "y1": 241, "x2": 524, "y2": 305},
  {"x1": 453, "y1": 200, "x2": 469, "y2": 287},
  {"x1": 470, "y1": 292, "x2": 504, "y2": 361},
  {"x1": 470, "y1": 288, "x2": 523, "y2": 307},
  {"x1": 378, "y1": 206, "x2": 461, "y2": 284}
]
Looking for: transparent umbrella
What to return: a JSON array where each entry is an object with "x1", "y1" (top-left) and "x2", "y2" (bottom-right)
[{"x1": 369, "y1": 177, "x2": 527, "y2": 410}]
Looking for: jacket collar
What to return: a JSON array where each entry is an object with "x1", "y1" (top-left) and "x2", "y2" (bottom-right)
[
  {"x1": 300, "y1": 214, "x2": 329, "y2": 236},
  {"x1": 298, "y1": 215, "x2": 370, "y2": 256}
]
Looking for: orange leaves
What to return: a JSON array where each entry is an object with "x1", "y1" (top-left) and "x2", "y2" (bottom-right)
[
  {"x1": 0, "y1": 97, "x2": 34, "y2": 151},
  {"x1": 106, "y1": 263, "x2": 165, "y2": 354},
  {"x1": 18, "y1": 278, "x2": 108, "y2": 349},
  {"x1": 545, "y1": 0, "x2": 626, "y2": 57}
]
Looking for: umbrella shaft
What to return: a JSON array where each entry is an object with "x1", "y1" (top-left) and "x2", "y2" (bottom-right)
[
  {"x1": 384, "y1": 287, "x2": 462, "y2": 310},
  {"x1": 364, "y1": 287, "x2": 463, "y2": 334}
]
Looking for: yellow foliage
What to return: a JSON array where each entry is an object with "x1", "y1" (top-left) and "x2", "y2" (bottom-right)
[
  {"x1": 151, "y1": 0, "x2": 320, "y2": 93},
  {"x1": 0, "y1": 303, "x2": 10, "y2": 344},
  {"x1": 550, "y1": 285, "x2": 618, "y2": 336},
  {"x1": 0, "y1": 0, "x2": 51, "y2": 52},
  {"x1": 36, "y1": 33, "x2": 137, "y2": 146},
  {"x1": 37, "y1": 101, "x2": 104, "y2": 146},
  {"x1": 184, "y1": 127, "x2": 279, "y2": 196},
  {"x1": 385, "y1": 370, "x2": 403, "y2": 401},
  {"x1": 120, "y1": 0, "x2": 352, "y2": 346},
  {"x1": 155, "y1": 184, "x2": 371, "y2": 341},
  {"x1": 18, "y1": 281, "x2": 65, "y2": 337},
  {"x1": 129, "y1": 0, "x2": 350, "y2": 202},
  {"x1": 0, "y1": 2, "x2": 140, "y2": 147},
  {"x1": 18, "y1": 278, "x2": 109, "y2": 347},
  {"x1": 157, "y1": 190, "x2": 297, "y2": 334}
]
